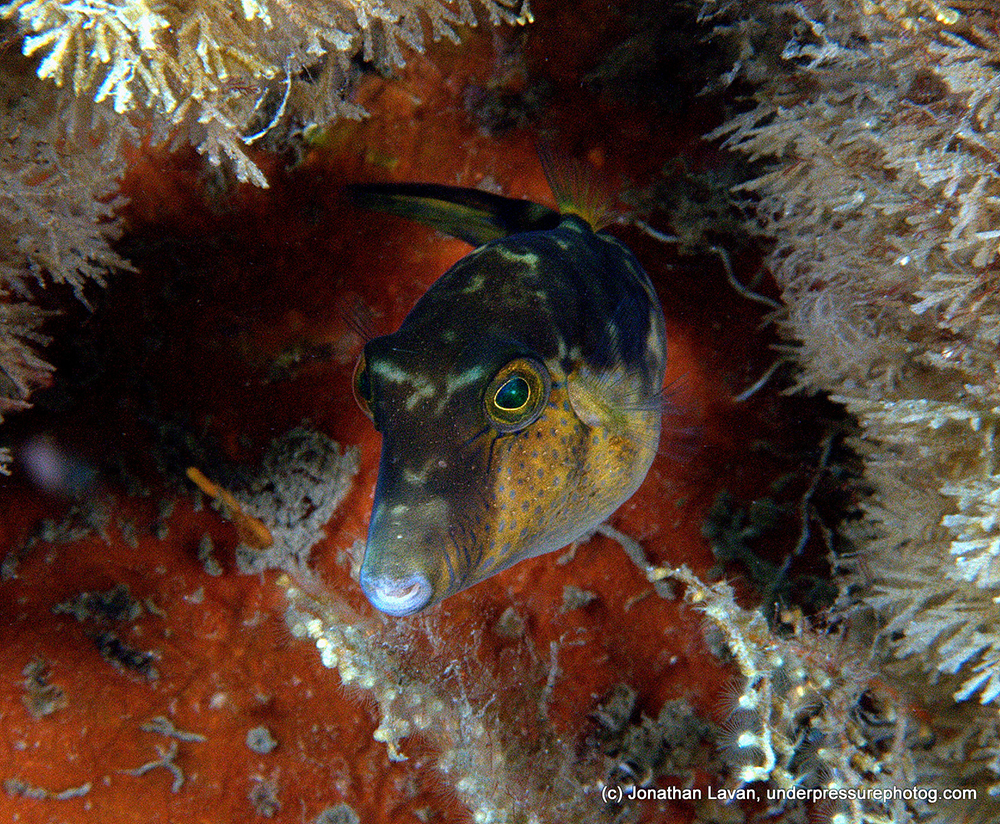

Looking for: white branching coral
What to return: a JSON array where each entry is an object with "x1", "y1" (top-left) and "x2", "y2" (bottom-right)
[
  {"x1": 0, "y1": 55, "x2": 129, "y2": 420},
  {"x1": 2, "y1": 0, "x2": 534, "y2": 186},
  {"x1": 707, "y1": 0, "x2": 1000, "y2": 698},
  {"x1": 646, "y1": 561, "x2": 1000, "y2": 824},
  {"x1": 0, "y1": 301, "x2": 52, "y2": 418},
  {"x1": 658, "y1": 564, "x2": 923, "y2": 824},
  {"x1": 0, "y1": 0, "x2": 531, "y2": 421},
  {"x1": 703, "y1": 0, "x2": 1000, "y2": 817}
]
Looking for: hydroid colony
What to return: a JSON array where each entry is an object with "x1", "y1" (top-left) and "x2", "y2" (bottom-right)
[
  {"x1": 3, "y1": 0, "x2": 532, "y2": 186},
  {"x1": 701, "y1": 0, "x2": 1000, "y2": 820},
  {"x1": 0, "y1": 0, "x2": 530, "y2": 421}
]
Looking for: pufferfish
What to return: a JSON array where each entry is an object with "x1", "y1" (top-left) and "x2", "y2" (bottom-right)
[{"x1": 349, "y1": 176, "x2": 666, "y2": 616}]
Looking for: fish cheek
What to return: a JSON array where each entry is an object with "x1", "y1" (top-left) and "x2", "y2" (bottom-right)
[
  {"x1": 478, "y1": 400, "x2": 586, "y2": 571},
  {"x1": 571, "y1": 405, "x2": 661, "y2": 528},
  {"x1": 494, "y1": 392, "x2": 657, "y2": 561}
]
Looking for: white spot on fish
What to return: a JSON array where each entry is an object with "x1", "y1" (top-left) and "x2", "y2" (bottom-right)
[
  {"x1": 405, "y1": 380, "x2": 437, "y2": 410},
  {"x1": 403, "y1": 467, "x2": 427, "y2": 485},
  {"x1": 445, "y1": 365, "x2": 486, "y2": 395},
  {"x1": 496, "y1": 247, "x2": 540, "y2": 267},
  {"x1": 645, "y1": 319, "x2": 665, "y2": 363},
  {"x1": 461, "y1": 272, "x2": 486, "y2": 294},
  {"x1": 434, "y1": 365, "x2": 487, "y2": 414},
  {"x1": 371, "y1": 361, "x2": 416, "y2": 383}
]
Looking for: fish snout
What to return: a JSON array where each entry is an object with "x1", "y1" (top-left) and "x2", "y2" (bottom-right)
[{"x1": 359, "y1": 496, "x2": 450, "y2": 616}]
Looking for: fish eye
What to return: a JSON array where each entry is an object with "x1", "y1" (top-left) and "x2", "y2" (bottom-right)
[
  {"x1": 495, "y1": 376, "x2": 530, "y2": 411},
  {"x1": 484, "y1": 357, "x2": 550, "y2": 433},
  {"x1": 353, "y1": 352, "x2": 374, "y2": 422}
]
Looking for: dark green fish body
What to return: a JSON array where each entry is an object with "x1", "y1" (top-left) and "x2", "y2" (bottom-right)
[{"x1": 351, "y1": 183, "x2": 666, "y2": 616}]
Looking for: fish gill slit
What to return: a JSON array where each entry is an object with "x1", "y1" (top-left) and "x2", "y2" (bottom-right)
[
  {"x1": 461, "y1": 426, "x2": 491, "y2": 451},
  {"x1": 485, "y1": 433, "x2": 500, "y2": 479},
  {"x1": 447, "y1": 524, "x2": 473, "y2": 590},
  {"x1": 442, "y1": 540, "x2": 459, "y2": 591}
]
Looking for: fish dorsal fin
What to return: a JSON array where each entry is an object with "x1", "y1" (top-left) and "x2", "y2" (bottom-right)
[
  {"x1": 346, "y1": 181, "x2": 562, "y2": 247},
  {"x1": 539, "y1": 148, "x2": 614, "y2": 232}
]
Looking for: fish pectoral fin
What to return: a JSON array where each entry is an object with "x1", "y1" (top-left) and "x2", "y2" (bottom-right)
[
  {"x1": 346, "y1": 182, "x2": 561, "y2": 247},
  {"x1": 567, "y1": 366, "x2": 658, "y2": 438},
  {"x1": 567, "y1": 371, "x2": 609, "y2": 429}
]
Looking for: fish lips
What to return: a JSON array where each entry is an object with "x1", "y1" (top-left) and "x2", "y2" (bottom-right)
[{"x1": 359, "y1": 567, "x2": 433, "y2": 616}]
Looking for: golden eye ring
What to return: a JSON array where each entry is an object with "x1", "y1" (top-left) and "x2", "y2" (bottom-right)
[
  {"x1": 353, "y1": 351, "x2": 374, "y2": 422},
  {"x1": 484, "y1": 357, "x2": 550, "y2": 433}
]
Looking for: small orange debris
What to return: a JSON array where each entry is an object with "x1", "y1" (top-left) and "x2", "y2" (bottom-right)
[{"x1": 185, "y1": 467, "x2": 274, "y2": 550}]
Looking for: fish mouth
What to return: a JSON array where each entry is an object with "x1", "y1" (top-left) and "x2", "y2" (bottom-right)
[{"x1": 359, "y1": 569, "x2": 433, "y2": 616}]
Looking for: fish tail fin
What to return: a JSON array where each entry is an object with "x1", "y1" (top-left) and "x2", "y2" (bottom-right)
[
  {"x1": 539, "y1": 145, "x2": 615, "y2": 232},
  {"x1": 346, "y1": 182, "x2": 561, "y2": 247}
]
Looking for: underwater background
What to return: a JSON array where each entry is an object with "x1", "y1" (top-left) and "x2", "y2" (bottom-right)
[{"x1": 1, "y1": 0, "x2": 997, "y2": 822}]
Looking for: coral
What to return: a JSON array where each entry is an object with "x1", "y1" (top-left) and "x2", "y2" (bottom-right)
[
  {"x1": 231, "y1": 425, "x2": 359, "y2": 575},
  {"x1": 593, "y1": 692, "x2": 718, "y2": 793},
  {"x1": 20, "y1": 658, "x2": 68, "y2": 718},
  {"x1": 659, "y1": 564, "x2": 919, "y2": 823},
  {"x1": 2, "y1": 0, "x2": 534, "y2": 187},
  {"x1": 0, "y1": 54, "x2": 128, "y2": 419},
  {"x1": 0, "y1": 0, "x2": 532, "y2": 425},
  {"x1": 315, "y1": 803, "x2": 360, "y2": 824},
  {"x1": 703, "y1": 0, "x2": 1000, "y2": 817},
  {"x1": 0, "y1": 301, "x2": 52, "y2": 418},
  {"x1": 285, "y1": 581, "x2": 602, "y2": 824},
  {"x1": 0, "y1": 56, "x2": 127, "y2": 289}
]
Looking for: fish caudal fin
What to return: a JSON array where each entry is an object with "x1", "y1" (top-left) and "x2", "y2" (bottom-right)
[{"x1": 346, "y1": 181, "x2": 561, "y2": 247}]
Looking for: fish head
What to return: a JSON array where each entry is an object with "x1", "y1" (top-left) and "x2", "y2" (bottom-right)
[
  {"x1": 353, "y1": 315, "x2": 662, "y2": 616},
  {"x1": 354, "y1": 324, "x2": 549, "y2": 615}
]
